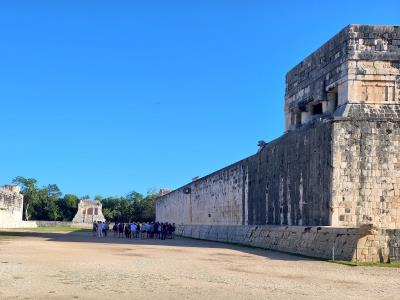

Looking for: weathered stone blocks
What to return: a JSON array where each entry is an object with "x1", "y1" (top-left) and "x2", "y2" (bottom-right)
[
  {"x1": 72, "y1": 200, "x2": 105, "y2": 224},
  {"x1": 176, "y1": 224, "x2": 400, "y2": 263},
  {"x1": 0, "y1": 186, "x2": 23, "y2": 226}
]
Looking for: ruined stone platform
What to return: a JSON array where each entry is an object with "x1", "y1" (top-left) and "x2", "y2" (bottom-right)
[{"x1": 72, "y1": 200, "x2": 105, "y2": 224}]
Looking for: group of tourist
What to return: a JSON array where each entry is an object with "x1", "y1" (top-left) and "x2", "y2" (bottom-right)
[{"x1": 92, "y1": 221, "x2": 176, "y2": 240}]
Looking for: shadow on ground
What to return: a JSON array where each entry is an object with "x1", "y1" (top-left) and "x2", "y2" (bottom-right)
[{"x1": 0, "y1": 229, "x2": 313, "y2": 262}]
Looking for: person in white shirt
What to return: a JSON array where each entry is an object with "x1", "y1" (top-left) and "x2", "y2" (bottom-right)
[{"x1": 97, "y1": 221, "x2": 103, "y2": 238}]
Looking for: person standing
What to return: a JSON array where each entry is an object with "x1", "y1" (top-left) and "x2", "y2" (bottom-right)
[
  {"x1": 167, "y1": 223, "x2": 172, "y2": 239},
  {"x1": 92, "y1": 222, "x2": 97, "y2": 237},
  {"x1": 118, "y1": 223, "x2": 124, "y2": 238},
  {"x1": 124, "y1": 223, "x2": 131, "y2": 239},
  {"x1": 104, "y1": 221, "x2": 110, "y2": 237},
  {"x1": 130, "y1": 223, "x2": 137, "y2": 239},
  {"x1": 140, "y1": 223, "x2": 146, "y2": 239},
  {"x1": 97, "y1": 221, "x2": 103, "y2": 238},
  {"x1": 112, "y1": 223, "x2": 118, "y2": 238},
  {"x1": 157, "y1": 222, "x2": 162, "y2": 239},
  {"x1": 154, "y1": 222, "x2": 159, "y2": 239},
  {"x1": 161, "y1": 223, "x2": 167, "y2": 240},
  {"x1": 172, "y1": 223, "x2": 176, "y2": 239},
  {"x1": 136, "y1": 223, "x2": 141, "y2": 239}
]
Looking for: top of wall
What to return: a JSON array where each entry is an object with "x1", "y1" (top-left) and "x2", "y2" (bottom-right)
[
  {"x1": 1, "y1": 185, "x2": 21, "y2": 194},
  {"x1": 78, "y1": 200, "x2": 102, "y2": 207},
  {"x1": 286, "y1": 25, "x2": 400, "y2": 103},
  {"x1": 284, "y1": 25, "x2": 400, "y2": 131}
]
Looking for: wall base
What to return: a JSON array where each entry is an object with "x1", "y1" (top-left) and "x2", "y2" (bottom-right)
[{"x1": 176, "y1": 224, "x2": 400, "y2": 263}]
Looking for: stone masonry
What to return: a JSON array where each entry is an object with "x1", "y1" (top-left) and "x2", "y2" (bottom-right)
[
  {"x1": 157, "y1": 25, "x2": 400, "y2": 262},
  {"x1": 72, "y1": 200, "x2": 105, "y2": 224},
  {"x1": 176, "y1": 224, "x2": 399, "y2": 263},
  {"x1": 0, "y1": 185, "x2": 23, "y2": 226}
]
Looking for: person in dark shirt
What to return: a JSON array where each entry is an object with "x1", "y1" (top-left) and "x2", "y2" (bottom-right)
[
  {"x1": 112, "y1": 223, "x2": 118, "y2": 238},
  {"x1": 171, "y1": 223, "x2": 176, "y2": 239},
  {"x1": 118, "y1": 223, "x2": 124, "y2": 238},
  {"x1": 154, "y1": 222, "x2": 159, "y2": 239},
  {"x1": 124, "y1": 223, "x2": 131, "y2": 239},
  {"x1": 92, "y1": 222, "x2": 97, "y2": 237},
  {"x1": 102, "y1": 222, "x2": 108, "y2": 237},
  {"x1": 161, "y1": 223, "x2": 167, "y2": 240},
  {"x1": 136, "y1": 223, "x2": 141, "y2": 239}
]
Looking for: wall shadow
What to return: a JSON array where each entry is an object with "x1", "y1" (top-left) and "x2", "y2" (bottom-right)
[{"x1": 0, "y1": 229, "x2": 314, "y2": 262}]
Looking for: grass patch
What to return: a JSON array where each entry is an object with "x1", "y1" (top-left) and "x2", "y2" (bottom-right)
[
  {"x1": 329, "y1": 260, "x2": 400, "y2": 268},
  {"x1": 0, "y1": 227, "x2": 90, "y2": 234},
  {"x1": 21, "y1": 226, "x2": 90, "y2": 232},
  {"x1": 0, "y1": 227, "x2": 90, "y2": 239}
]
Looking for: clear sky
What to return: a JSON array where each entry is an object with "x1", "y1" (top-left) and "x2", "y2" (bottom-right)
[{"x1": 0, "y1": 0, "x2": 399, "y2": 198}]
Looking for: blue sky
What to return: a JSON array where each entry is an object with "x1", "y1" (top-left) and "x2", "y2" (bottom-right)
[{"x1": 0, "y1": 0, "x2": 399, "y2": 198}]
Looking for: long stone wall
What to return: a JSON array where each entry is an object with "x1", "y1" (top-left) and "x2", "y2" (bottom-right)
[
  {"x1": 247, "y1": 121, "x2": 332, "y2": 226},
  {"x1": 157, "y1": 118, "x2": 400, "y2": 229},
  {"x1": 157, "y1": 121, "x2": 333, "y2": 226},
  {"x1": 176, "y1": 224, "x2": 400, "y2": 263},
  {"x1": 157, "y1": 160, "x2": 247, "y2": 225}
]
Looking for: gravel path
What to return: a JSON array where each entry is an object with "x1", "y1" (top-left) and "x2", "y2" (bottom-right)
[{"x1": 0, "y1": 229, "x2": 399, "y2": 299}]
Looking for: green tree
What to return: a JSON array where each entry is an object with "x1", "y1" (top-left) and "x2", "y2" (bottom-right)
[
  {"x1": 12, "y1": 176, "x2": 159, "y2": 223},
  {"x1": 30, "y1": 184, "x2": 61, "y2": 221},
  {"x1": 127, "y1": 191, "x2": 144, "y2": 221},
  {"x1": 58, "y1": 194, "x2": 79, "y2": 221},
  {"x1": 141, "y1": 191, "x2": 160, "y2": 222}
]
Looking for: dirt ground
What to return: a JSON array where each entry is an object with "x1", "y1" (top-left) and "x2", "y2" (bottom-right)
[{"x1": 0, "y1": 229, "x2": 399, "y2": 300}]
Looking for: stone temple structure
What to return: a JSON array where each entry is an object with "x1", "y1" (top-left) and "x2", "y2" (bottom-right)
[
  {"x1": 72, "y1": 200, "x2": 105, "y2": 224},
  {"x1": 156, "y1": 25, "x2": 400, "y2": 262},
  {"x1": 0, "y1": 185, "x2": 23, "y2": 225}
]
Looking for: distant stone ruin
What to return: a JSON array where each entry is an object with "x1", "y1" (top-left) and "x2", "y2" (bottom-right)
[
  {"x1": 0, "y1": 185, "x2": 23, "y2": 225},
  {"x1": 72, "y1": 200, "x2": 105, "y2": 224}
]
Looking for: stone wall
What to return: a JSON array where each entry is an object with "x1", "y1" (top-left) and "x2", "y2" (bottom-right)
[
  {"x1": 156, "y1": 121, "x2": 333, "y2": 226},
  {"x1": 157, "y1": 118, "x2": 400, "y2": 229},
  {"x1": 157, "y1": 160, "x2": 247, "y2": 225},
  {"x1": 247, "y1": 121, "x2": 332, "y2": 226},
  {"x1": 0, "y1": 188, "x2": 23, "y2": 224},
  {"x1": 285, "y1": 24, "x2": 349, "y2": 129},
  {"x1": 156, "y1": 25, "x2": 400, "y2": 261},
  {"x1": 285, "y1": 25, "x2": 400, "y2": 131},
  {"x1": 176, "y1": 224, "x2": 400, "y2": 263},
  {"x1": 332, "y1": 119, "x2": 400, "y2": 228}
]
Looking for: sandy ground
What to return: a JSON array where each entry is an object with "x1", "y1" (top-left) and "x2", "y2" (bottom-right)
[{"x1": 0, "y1": 229, "x2": 399, "y2": 300}]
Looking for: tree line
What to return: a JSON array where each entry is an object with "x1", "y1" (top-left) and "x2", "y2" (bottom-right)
[{"x1": 12, "y1": 176, "x2": 160, "y2": 222}]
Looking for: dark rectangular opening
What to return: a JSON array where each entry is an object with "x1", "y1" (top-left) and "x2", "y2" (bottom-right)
[
  {"x1": 333, "y1": 92, "x2": 338, "y2": 109},
  {"x1": 295, "y1": 112, "x2": 301, "y2": 124},
  {"x1": 312, "y1": 103, "x2": 323, "y2": 115}
]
